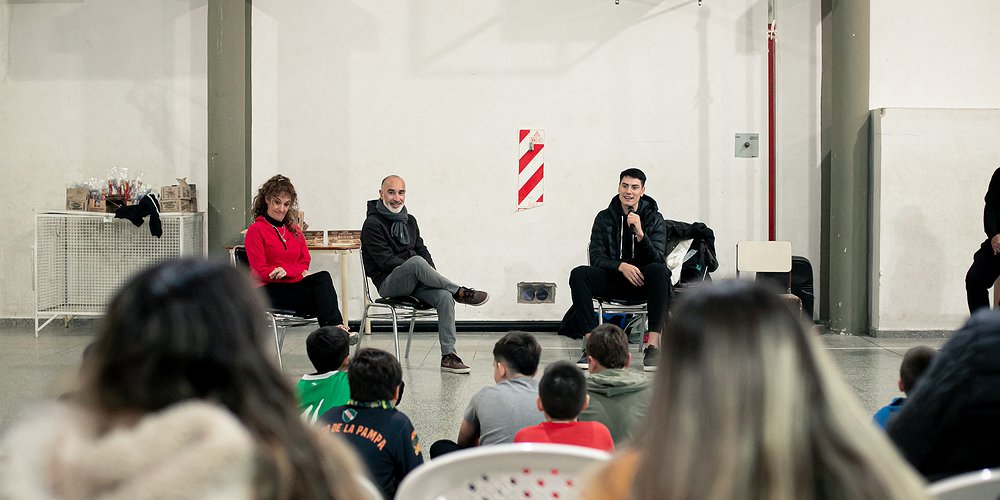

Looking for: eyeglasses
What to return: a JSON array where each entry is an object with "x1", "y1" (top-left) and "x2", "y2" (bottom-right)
[{"x1": 396, "y1": 380, "x2": 405, "y2": 406}]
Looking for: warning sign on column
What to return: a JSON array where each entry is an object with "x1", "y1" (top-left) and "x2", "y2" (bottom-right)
[{"x1": 518, "y1": 129, "x2": 544, "y2": 211}]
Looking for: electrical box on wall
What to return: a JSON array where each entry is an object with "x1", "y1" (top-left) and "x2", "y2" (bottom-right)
[
  {"x1": 517, "y1": 282, "x2": 556, "y2": 304},
  {"x1": 735, "y1": 133, "x2": 759, "y2": 158}
]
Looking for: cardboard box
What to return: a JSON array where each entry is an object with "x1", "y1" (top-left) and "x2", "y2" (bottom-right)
[
  {"x1": 161, "y1": 178, "x2": 196, "y2": 200},
  {"x1": 105, "y1": 195, "x2": 127, "y2": 213},
  {"x1": 302, "y1": 230, "x2": 325, "y2": 246},
  {"x1": 160, "y1": 198, "x2": 197, "y2": 213},
  {"x1": 86, "y1": 198, "x2": 105, "y2": 212},
  {"x1": 66, "y1": 188, "x2": 88, "y2": 211}
]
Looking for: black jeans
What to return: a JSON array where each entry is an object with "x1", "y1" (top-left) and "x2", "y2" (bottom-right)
[
  {"x1": 262, "y1": 271, "x2": 344, "y2": 326},
  {"x1": 966, "y1": 240, "x2": 1000, "y2": 313},
  {"x1": 568, "y1": 262, "x2": 671, "y2": 337}
]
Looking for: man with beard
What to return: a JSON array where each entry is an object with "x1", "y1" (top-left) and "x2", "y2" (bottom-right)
[
  {"x1": 361, "y1": 175, "x2": 489, "y2": 374},
  {"x1": 564, "y1": 168, "x2": 669, "y2": 371}
]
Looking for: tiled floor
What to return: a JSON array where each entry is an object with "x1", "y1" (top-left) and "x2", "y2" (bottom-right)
[{"x1": 0, "y1": 323, "x2": 949, "y2": 448}]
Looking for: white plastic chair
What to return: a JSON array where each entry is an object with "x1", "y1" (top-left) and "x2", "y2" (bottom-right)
[
  {"x1": 927, "y1": 468, "x2": 1000, "y2": 500},
  {"x1": 394, "y1": 443, "x2": 611, "y2": 500}
]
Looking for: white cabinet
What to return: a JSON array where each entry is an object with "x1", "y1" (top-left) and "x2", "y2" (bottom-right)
[{"x1": 34, "y1": 211, "x2": 205, "y2": 336}]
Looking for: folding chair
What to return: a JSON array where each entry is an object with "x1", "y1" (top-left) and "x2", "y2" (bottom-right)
[
  {"x1": 735, "y1": 240, "x2": 803, "y2": 314},
  {"x1": 358, "y1": 251, "x2": 438, "y2": 360},
  {"x1": 589, "y1": 244, "x2": 649, "y2": 353},
  {"x1": 229, "y1": 245, "x2": 317, "y2": 370}
]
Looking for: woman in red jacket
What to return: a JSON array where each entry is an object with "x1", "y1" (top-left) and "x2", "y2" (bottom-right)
[{"x1": 245, "y1": 174, "x2": 348, "y2": 332}]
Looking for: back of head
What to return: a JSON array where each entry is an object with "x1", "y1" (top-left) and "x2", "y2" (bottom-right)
[
  {"x1": 83, "y1": 258, "x2": 362, "y2": 499},
  {"x1": 900, "y1": 346, "x2": 936, "y2": 396},
  {"x1": 348, "y1": 349, "x2": 402, "y2": 402},
  {"x1": 85, "y1": 258, "x2": 275, "y2": 414},
  {"x1": 586, "y1": 324, "x2": 629, "y2": 369},
  {"x1": 538, "y1": 361, "x2": 587, "y2": 420},
  {"x1": 493, "y1": 331, "x2": 542, "y2": 377},
  {"x1": 631, "y1": 280, "x2": 927, "y2": 500},
  {"x1": 307, "y1": 327, "x2": 351, "y2": 374}
]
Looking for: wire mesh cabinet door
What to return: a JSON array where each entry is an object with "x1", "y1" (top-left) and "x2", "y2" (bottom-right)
[{"x1": 34, "y1": 212, "x2": 205, "y2": 336}]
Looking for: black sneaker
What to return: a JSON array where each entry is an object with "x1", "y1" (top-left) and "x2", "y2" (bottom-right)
[
  {"x1": 576, "y1": 351, "x2": 589, "y2": 370},
  {"x1": 441, "y1": 352, "x2": 471, "y2": 374},
  {"x1": 642, "y1": 345, "x2": 659, "y2": 372}
]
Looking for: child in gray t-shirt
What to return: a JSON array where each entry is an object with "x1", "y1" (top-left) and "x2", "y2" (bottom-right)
[{"x1": 430, "y1": 332, "x2": 543, "y2": 457}]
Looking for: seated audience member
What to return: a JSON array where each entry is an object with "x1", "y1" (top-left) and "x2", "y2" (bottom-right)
[
  {"x1": 299, "y1": 326, "x2": 353, "y2": 424},
  {"x1": 430, "y1": 331, "x2": 543, "y2": 457},
  {"x1": 0, "y1": 259, "x2": 365, "y2": 499},
  {"x1": 321, "y1": 348, "x2": 423, "y2": 499},
  {"x1": 578, "y1": 324, "x2": 651, "y2": 445},
  {"x1": 889, "y1": 310, "x2": 1000, "y2": 481},
  {"x1": 584, "y1": 280, "x2": 927, "y2": 500},
  {"x1": 245, "y1": 174, "x2": 350, "y2": 332},
  {"x1": 872, "y1": 345, "x2": 936, "y2": 429},
  {"x1": 514, "y1": 360, "x2": 615, "y2": 452}
]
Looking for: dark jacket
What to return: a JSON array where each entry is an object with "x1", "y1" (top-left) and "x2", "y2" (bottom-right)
[
  {"x1": 887, "y1": 309, "x2": 1000, "y2": 480},
  {"x1": 361, "y1": 200, "x2": 434, "y2": 289},
  {"x1": 589, "y1": 195, "x2": 666, "y2": 270},
  {"x1": 663, "y1": 219, "x2": 719, "y2": 282},
  {"x1": 983, "y1": 167, "x2": 1000, "y2": 243}
]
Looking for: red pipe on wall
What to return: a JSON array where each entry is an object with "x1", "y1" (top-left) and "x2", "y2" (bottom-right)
[{"x1": 767, "y1": 20, "x2": 777, "y2": 241}]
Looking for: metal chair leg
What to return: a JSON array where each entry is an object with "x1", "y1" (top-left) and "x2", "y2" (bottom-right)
[
  {"x1": 597, "y1": 302, "x2": 605, "y2": 325},
  {"x1": 357, "y1": 305, "x2": 370, "y2": 353},
  {"x1": 405, "y1": 314, "x2": 417, "y2": 358},
  {"x1": 389, "y1": 307, "x2": 400, "y2": 359},
  {"x1": 267, "y1": 312, "x2": 282, "y2": 370}
]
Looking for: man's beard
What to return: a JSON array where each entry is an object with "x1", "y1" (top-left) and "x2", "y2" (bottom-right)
[{"x1": 387, "y1": 203, "x2": 404, "y2": 214}]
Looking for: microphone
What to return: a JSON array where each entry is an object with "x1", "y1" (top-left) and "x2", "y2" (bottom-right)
[{"x1": 627, "y1": 206, "x2": 636, "y2": 234}]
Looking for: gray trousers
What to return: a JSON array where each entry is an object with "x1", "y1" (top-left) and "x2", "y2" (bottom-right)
[{"x1": 377, "y1": 256, "x2": 460, "y2": 356}]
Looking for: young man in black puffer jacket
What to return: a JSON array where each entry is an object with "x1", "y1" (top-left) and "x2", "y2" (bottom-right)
[{"x1": 563, "y1": 168, "x2": 670, "y2": 371}]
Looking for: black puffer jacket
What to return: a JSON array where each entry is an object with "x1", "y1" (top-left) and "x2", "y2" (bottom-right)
[
  {"x1": 588, "y1": 195, "x2": 666, "y2": 270},
  {"x1": 888, "y1": 309, "x2": 1000, "y2": 480},
  {"x1": 360, "y1": 200, "x2": 434, "y2": 289}
]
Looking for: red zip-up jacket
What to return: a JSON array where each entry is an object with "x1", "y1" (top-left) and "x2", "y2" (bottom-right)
[{"x1": 245, "y1": 216, "x2": 310, "y2": 285}]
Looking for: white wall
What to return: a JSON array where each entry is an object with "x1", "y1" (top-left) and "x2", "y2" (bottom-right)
[
  {"x1": 870, "y1": 0, "x2": 1000, "y2": 110},
  {"x1": 867, "y1": 1, "x2": 1000, "y2": 333},
  {"x1": 0, "y1": 1, "x2": 207, "y2": 318},
  {"x1": 251, "y1": 0, "x2": 822, "y2": 322},
  {"x1": 871, "y1": 108, "x2": 1000, "y2": 334}
]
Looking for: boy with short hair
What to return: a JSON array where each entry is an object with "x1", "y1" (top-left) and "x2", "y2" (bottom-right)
[
  {"x1": 578, "y1": 323, "x2": 652, "y2": 444},
  {"x1": 515, "y1": 360, "x2": 615, "y2": 452},
  {"x1": 297, "y1": 326, "x2": 352, "y2": 424},
  {"x1": 873, "y1": 345, "x2": 936, "y2": 428},
  {"x1": 320, "y1": 348, "x2": 423, "y2": 499},
  {"x1": 430, "y1": 331, "x2": 543, "y2": 457}
]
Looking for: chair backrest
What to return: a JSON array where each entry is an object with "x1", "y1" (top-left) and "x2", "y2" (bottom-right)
[
  {"x1": 735, "y1": 240, "x2": 792, "y2": 274},
  {"x1": 927, "y1": 468, "x2": 1000, "y2": 500},
  {"x1": 230, "y1": 244, "x2": 250, "y2": 268},
  {"x1": 357, "y1": 248, "x2": 378, "y2": 302},
  {"x1": 395, "y1": 443, "x2": 611, "y2": 500}
]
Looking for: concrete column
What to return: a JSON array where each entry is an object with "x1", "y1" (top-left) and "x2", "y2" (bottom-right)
[
  {"x1": 821, "y1": 0, "x2": 870, "y2": 334},
  {"x1": 207, "y1": 0, "x2": 252, "y2": 257}
]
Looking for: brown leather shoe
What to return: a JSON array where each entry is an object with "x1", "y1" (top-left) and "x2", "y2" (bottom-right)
[
  {"x1": 454, "y1": 287, "x2": 489, "y2": 306},
  {"x1": 441, "y1": 352, "x2": 471, "y2": 374}
]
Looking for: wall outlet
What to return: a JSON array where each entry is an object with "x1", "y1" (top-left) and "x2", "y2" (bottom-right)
[{"x1": 517, "y1": 282, "x2": 556, "y2": 303}]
